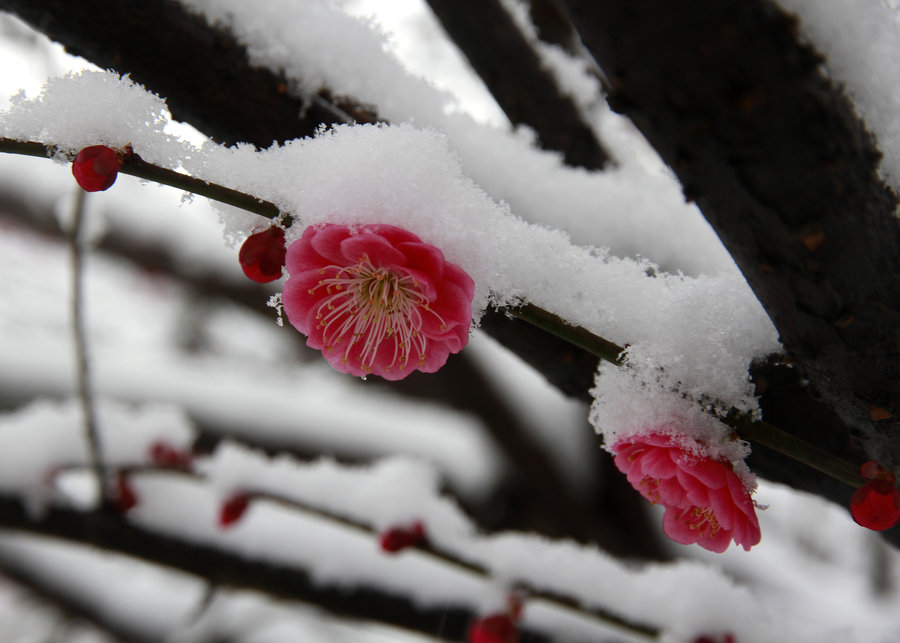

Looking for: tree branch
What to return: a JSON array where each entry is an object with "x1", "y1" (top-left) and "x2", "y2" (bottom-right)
[
  {"x1": 561, "y1": 0, "x2": 900, "y2": 485},
  {"x1": 0, "y1": 0, "x2": 375, "y2": 148},
  {"x1": 423, "y1": 0, "x2": 609, "y2": 169},
  {"x1": 0, "y1": 552, "x2": 157, "y2": 642},
  {"x1": 0, "y1": 498, "x2": 479, "y2": 642}
]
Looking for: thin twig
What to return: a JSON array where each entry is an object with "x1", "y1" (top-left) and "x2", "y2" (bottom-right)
[
  {"x1": 507, "y1": 302, "x2": 625, "y2": 365},
  {"x1": 507, "y1": 303, "x2": 867, "y2": 488},
  {"x1": 723, "y1": 412, "x2": 865, "y2": 487},
  {"x1": 251, "y1": 486, "x2": 659, "y2": 639},
  {"x1": 49, "y1": 460, "x2": 659, "y2": 639},
  {"x1": 0, "y1": 137, "x2": 866, "y2": 491},
  {"x1": 0, "y1": 138, "x2": 282, "y2": 220},
  {"x1": 69, "y1": 188, "x2": 108, "y2": 506}
]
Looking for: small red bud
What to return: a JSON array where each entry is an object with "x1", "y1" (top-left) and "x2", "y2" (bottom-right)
[
  {"x1": 239, "y1": 226, "x2": 286, "y2": 283},
  {"x1": 467, "y1": 614, "x2": 518, "y2": 643},
  {"x1": 860, "y1": 460, "x2": 895, "y2": 482},
  {"x1": 378, "y1": 521, "x2": 426, "y2": 553},
  {"x1": 219, "y1": 492, "x2": 251, "y2": 528},
  {"x1": 113, "y1": 473, "x2": 138, "y2": 513},
  {"x1": 72, "y1": 145, "x2": 119, "y2": 192},
  {"x1": 148, "y1": 441, "x2": 193, "y2": 469},
  {"x1": 851, "y1": 478, "x2": 900, "y2": 531}
]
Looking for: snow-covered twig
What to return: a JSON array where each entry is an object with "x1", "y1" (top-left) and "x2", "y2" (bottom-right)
[
  {"x1": 0, "y1": 138, "x2": 866, "y2": 492},
  {"x1": 0, "y1": 138, "x2": 281, "y2": 220}
]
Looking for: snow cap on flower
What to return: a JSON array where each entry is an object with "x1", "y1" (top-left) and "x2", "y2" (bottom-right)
[
  {"x1": 613, "y1": 432, "x2": 761, "y2": 552},
  {"x1": 282, "y1": 223, "x2": 475, "y2": 380}
]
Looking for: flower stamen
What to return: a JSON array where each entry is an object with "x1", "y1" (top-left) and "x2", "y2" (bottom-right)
[{"x1": 309, "y1": 254, "x2": 446, "y2": 371}]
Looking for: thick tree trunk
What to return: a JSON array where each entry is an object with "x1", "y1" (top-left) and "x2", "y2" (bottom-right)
[{"x1": 562, "y1": 0, "x2": 900, "y2": 482}]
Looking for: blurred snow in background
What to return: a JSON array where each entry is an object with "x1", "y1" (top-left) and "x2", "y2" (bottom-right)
[{"x1": 0, "y1": 1, "x2": 897, "y2": 642}]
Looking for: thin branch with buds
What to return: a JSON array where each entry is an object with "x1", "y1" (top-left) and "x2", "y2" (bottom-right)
[
  {"x1": 0, "y1": 137, "x2": 868, "y2": 491},
  {"x1": 68, "y1": 188, "x2": 109, "y2": 506}
]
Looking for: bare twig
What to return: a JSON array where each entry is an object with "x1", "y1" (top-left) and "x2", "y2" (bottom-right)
[
  {"x1": 69, "y1": 188, "x2": 108, "y2": 507},
  {"x1": 0, "y1": 138, "x2": 282, "y2": 220},
  {"x1": 423, "y1": 0, "x2": 609, "y2": 169}
]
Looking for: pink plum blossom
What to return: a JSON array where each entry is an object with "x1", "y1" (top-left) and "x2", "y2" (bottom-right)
[
  {"x1": 282, "y1": 223, "x2": 474, "y2": 380},
  {"x1": 613, "y1": 432, "x2": 761, "y2": 552}
]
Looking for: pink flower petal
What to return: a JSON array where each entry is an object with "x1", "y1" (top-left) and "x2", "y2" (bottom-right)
[
  {"x1": 401, "y1": 266, "x2": 438, "y2": 301},
  {"x1": 638, "y1": 446, "x2": 678, "y2": 480},
  {"x1": 445, "y1": 262, "x2": 476, "y2": 300},
  {"x1": 398, "y1": 241, "x2": 446, "y2": 280},
  {"x1": 282, "y1": 223, "x2": 474, "y2": 380},
  {"x1": 363, "y1": 224, "x2": 421, "y2": 246},
  {"x1": 340, "y1": 232, "x2": 407, "y2": 267},
  {"x1": 612, "y1": 432, "x2": 760, "y2": 553},
  {"x1": 708, "y1": 487, "x2": 736, "y2": 531},
  {"x1": 308, "y1": 223, "x2": 353, "y2": 266},
  {"x1": 685, "y1": 459, "x2": 727, "y2": 489},
  {"x1": 282, "y1": 269, "x2": 327, "y2": 335},
  {"x1": 662, "y1": 507, "x2": 700, "y2": 546},
  {"x1": 676, "y1": 467, "x2": 712, "y2": 506},
  {"x1": 657, "y1": 475, "x2": 689, "y2": 507}
]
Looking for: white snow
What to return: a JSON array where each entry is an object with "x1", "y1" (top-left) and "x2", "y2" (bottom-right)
[
  {"x1": 0, "y1": 2, "x2": 898, "y2": 642},
  {"x1": 776, "y1": 0, "x2": 900, "y2": 190},
  {"x1": 0, "y1": 71, "x2": 780, "y2": 420}
]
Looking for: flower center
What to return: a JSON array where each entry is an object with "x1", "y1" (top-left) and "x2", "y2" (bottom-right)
[
  {"x1": 310, "y1": 254, "x2": 445, "y2": 372},
  {"x1": 676, "y1": 505, "x2": 721, "y2": 537}
]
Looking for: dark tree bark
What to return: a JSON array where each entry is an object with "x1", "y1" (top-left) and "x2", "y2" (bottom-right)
[
  {"x1": 561, "y1": 1, "x2": 900, "y2": 478},
  {"x1": 423, "y1": 0, "x2": 609, "y2": 169},
  {"x1": 0, "y1": 0, "x2": 375, "y2": 148}
]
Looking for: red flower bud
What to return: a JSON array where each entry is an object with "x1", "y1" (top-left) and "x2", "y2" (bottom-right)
[
  {"x1": 113, "y1": 473, "x2": 138, "y2": 513},
  {"x1": 219, "y1": 492, "x2": 251, "y2": 528},
  {"x1": 378, "y1": 521, "x2": 426, "y2": 553},
  {"x1": 72, "y1": 145, "x2": 119, "y2": 192},
  {"x1": 239, "y1": 226, "x2": 286, "y2": 283},
  {"x1": 467, "y1": 614, "x2": 518, "y2": 643},
  {"x1": 148, "y1": 441, "x2": 193, "y2": 470},
  {"x1": 851, "y1": 479, "x2": 900, "y2": 531}
]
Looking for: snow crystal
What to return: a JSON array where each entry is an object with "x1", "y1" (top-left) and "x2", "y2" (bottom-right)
[{"x1": 0, "y1": 70, "x2": 188, "y2": 167}]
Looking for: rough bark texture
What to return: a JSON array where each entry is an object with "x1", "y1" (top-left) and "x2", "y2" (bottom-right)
[
  {"x1": 0, "y1": 0, "x2": 374, "y2": 148},
  {"x1": 423, "y1": 0, "x2": 609, "y2": 169},
  {"x1": 1, "y1": 1, "x2": 898, "y2": 628},
  {"x1": 562, "y1": 1, "x2": 900, "y2": 475}
]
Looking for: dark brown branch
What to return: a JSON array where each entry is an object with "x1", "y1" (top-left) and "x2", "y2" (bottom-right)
[
  {"x1": 423, "y1": 0, "x2": 609, "y2": 169},
  {"x1": 0, "y1": 498, "x2": 556, "y2": 642},
  {"x1": 69, "y1": 189, "x2": 110, "y2": 509},
  {"x1": 0, "y1": 552, "x2": 156, "y2": 642},
  {"x1": 562, "y1": 1, "x2": 900, "y2": 487},
  {"x1": 0, "y1": 0, "x2": 375, "y2": 148}
]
